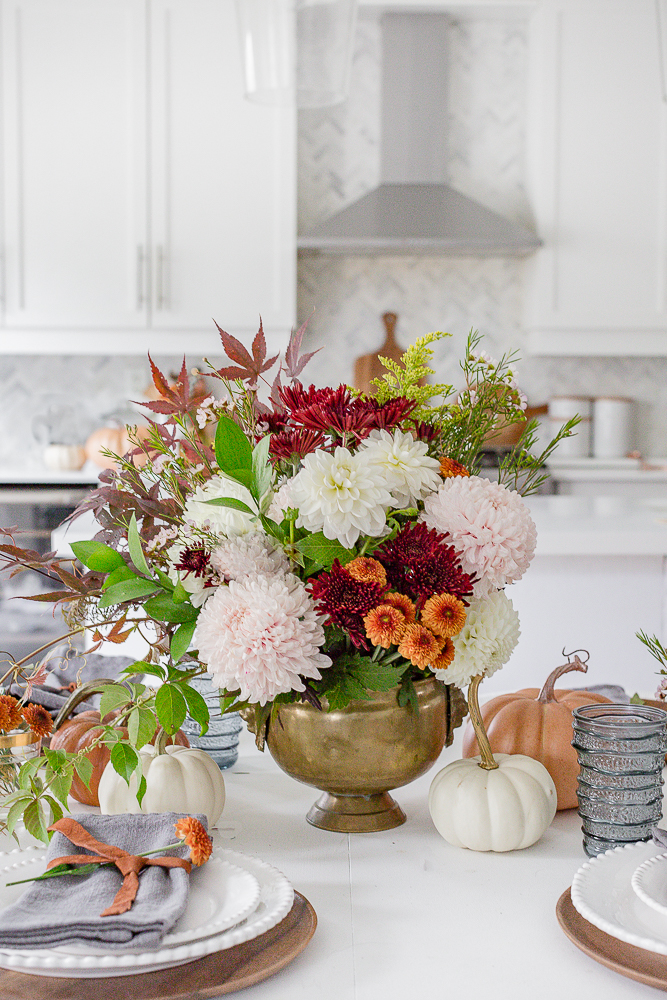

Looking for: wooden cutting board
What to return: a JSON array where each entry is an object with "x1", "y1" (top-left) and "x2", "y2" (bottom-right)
[{"x1": 353, "y1": 312, "x2": 404, "y2": 395}]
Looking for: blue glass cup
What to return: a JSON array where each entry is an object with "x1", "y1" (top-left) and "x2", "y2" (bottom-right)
[{"x1": 183, "y1": 673, "x2": 242, "y2": 770}]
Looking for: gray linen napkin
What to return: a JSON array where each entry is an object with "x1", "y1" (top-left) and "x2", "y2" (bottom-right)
[{"x1": 0, "y1": 811, "x2": 207, "y2": 951}]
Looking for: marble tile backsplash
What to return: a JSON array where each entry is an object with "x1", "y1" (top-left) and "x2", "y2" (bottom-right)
[{"x1": 2, "y1": 11, "x2": 667, "y2": 467}]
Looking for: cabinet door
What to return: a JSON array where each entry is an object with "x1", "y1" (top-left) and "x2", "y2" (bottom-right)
[
  {"x1": 150, "y1": 0, "x2": 296, "y2": 349},
  {"x1": 0, "y1": 0, "x2": 147, "y2": 336},
  {"x1": 526, "y1": 0, "x2": 667, "y2": 354}
]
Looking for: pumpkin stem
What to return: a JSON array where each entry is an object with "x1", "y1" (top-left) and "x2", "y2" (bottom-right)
[
  {"x1": 537, "y1": 653, "x2": 589, "y2": 704},
  {"x1": 52, "y1": 678, "x2": 122, "y2": 731},
  {"x1": 154, "y1": 728, "x2": 170, "y2": 755},
  {"x1": 468, "y1": 675, "x2": 498, "y2": 771}
]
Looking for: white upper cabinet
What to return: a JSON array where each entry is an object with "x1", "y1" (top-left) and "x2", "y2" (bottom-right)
[
  {"x1": 0, "y1": 0, "x2": 296, "y2": 354},
  {"x1": 525, "y1": 0, "x2": 667, "y2": 355}
]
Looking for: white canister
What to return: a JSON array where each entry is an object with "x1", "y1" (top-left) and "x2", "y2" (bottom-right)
[
  {"x1": 548, "y1": 396, "x2": 592, "y2": 458},
  {"x1": 592, "y1": 397, "x2": 633, "y2": 458}
]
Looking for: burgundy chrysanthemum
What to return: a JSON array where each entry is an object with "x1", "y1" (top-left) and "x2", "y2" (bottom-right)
[
  {"x1": 411, "y1": 420, "x2": 440, "y2": 444},
  {"x1": 292, "y1": 387, "x2": 375, "y2": 440},
  {"x1": 279, "y1": 382, "x2": 343, "y2": 415},
  {"x1": 374, "y1": 523, "x2": 475, "y2": 604},
  {"x1": 270, "y1": 427, "x2": 327, "y2": 462},
  {"x1": 365, "y1": 396, "x2": 418, "y2": 431},
  {"x1": 174, "y1": 546, "x2": 211, "y2": 578},
  {"x1": 308, "y1": 560, "x2": 385, "y2": 648}
]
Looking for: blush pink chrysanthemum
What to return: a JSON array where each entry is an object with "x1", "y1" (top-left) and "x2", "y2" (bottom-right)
[
  {"x1": 421, "y1": 476, "x2": 537, "y2": 597},
  {"x1": 193, "y1": 574, "x2": 331, "y2": 705},
  {"x1": 210, "y1": 532, "x2": 289, "y2": 583}
]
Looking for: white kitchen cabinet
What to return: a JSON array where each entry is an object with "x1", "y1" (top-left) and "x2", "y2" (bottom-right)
[
  {"x1": 0, "y1": 0, "x2": 296, "y2": 354},
  {"x1": 525, "y1": 0, "x2": 667, "y2": 356}
]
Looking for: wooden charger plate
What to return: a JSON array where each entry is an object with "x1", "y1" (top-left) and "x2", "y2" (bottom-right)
[
  {"x1": 557, "y1": 888, "x2": 667, "y2": 990},
  {"x1": 0, "y1": 891, "x2": 316, "y2": 1000}
]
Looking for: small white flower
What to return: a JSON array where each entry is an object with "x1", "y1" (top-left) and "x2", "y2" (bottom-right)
[
  {"x1": 195, "y1": 396, "x2": 216, "y2": 429},
  {"x1": 183, "y1": 474, "x2": 257, "y2": 538},
  {"x1": 435, "y1": 590, "x2": 520, "y2": 688},
  {"x1": 289, "y1": 446, "x2": 393, "y2": 549},
  {"x1": 358, "y1": 429, "x2": 440, "y2": 508}
]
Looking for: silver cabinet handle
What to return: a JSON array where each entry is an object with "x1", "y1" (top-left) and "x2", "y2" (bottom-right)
[
  {"x1": 136, "y1": 245, "x2": 146, "y2": 310},
  {"x1": 156, "y1": 245, "x2": 169, "y2": 310}
]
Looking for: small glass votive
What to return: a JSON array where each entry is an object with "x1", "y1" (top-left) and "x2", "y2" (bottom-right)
[{"x1": 572, "y1": 703, "x2": 667, "y2": 857}]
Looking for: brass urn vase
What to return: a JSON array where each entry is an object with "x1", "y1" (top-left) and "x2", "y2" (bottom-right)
[{"x1": 265, "y1": 677, "x2": 466, "y2": 833}]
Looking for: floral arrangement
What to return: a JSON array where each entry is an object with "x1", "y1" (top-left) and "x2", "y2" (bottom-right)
[{"x1": 0, "y1": 322, "x2": 575, "y2": 840}]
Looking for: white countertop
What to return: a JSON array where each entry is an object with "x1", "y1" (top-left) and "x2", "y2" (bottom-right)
[
  {"x1": 526, "y1": 495, "x2": 667, "y2": 556},
  {"x1": 0, "y1": 464, "x2": 101, "y2": 485}
]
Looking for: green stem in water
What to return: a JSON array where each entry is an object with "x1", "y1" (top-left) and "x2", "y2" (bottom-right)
[{"x1": 467, "y1": 674, "x2": 498, "y2": 771}]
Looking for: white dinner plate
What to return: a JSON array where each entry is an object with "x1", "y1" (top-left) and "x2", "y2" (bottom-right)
[
  {"x1": 631, "y1": 852, "x2": 667, "y2": 917},
  {"x1": 0, "y1": 844, "x2": 294, "y2": 977},
  {"x1": 571, "y1": 841, "x2": 667, "y2": 955}
]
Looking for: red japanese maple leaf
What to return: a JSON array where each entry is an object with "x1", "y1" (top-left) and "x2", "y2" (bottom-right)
[{"x1": 213, "y1": 319, "x2": 279, "y2": 386}]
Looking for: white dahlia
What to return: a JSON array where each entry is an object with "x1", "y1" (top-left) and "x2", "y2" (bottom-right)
[
  {"x1": 193, "y1": 573, "x2": 331, "y2": 705},
  {"x1": 421, "y1": 475, "x2": 536, "y2": 596},
  {"x1": 435, "y1": 589, "x2": 520, "y2": 688},
  {"x1": 289, "y1": 446, "x2": 393, "y2": 549},
  {"x1": 358, "y1": 429, "x2": 441, "y2": 508},
  {"x1": 183, "y1": 474, "x2": 256, "y2": 538},
  {"x1": 210, "y1": 532, "x2": 289, "y2": 583}
]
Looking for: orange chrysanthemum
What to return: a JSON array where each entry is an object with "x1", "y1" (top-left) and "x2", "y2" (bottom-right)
[
  {"x1": 439, "y1": 456, "x2": 470, "y2": 479},
  {"x1": 346, "y1": 557, "x2": 387, "y2": 588},
  {"x1": 364, "y1": 604, "x2": 408, "y2": 648},
  {"x1": 382, "y1": 592, "x2": 416, "y2": 624},
  {"x1": 421, "y1": 592, "x2": 467, "y2": 638},
  {"x1": 174, "y1": 816, "x2": 213, "y2": 867},
  {"x1": 21, "y1": 703, "x2": 53, "y2": 738},
  {"x1": 398, "y1": 624, "x2": 444, "y2": 669},
  {"x1": 0, "y1": 695, "x2": 24, "y2": 732},
  {"x1": 431, "y1": 638, "x2": 456, "y2": 670}
]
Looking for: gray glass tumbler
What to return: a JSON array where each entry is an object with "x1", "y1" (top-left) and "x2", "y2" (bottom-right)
[
  {"x1": 181, "y1": 673, "x2": 242, "y2": 770},
  {"x1": 572, "y1": 703, "x2": 667, "y2": 857}
]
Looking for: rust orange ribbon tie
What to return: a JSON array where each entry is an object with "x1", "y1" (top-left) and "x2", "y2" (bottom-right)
[{"x1": 46, "y1": 817, "x2": 192, "y2": 918}]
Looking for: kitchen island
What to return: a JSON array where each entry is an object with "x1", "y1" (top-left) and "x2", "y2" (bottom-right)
[{"x1": 498, "y1": 495, "x2": 667, "y2": 697}]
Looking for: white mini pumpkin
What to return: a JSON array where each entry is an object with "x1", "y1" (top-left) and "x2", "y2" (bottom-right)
[
  {"x1": 98, "y1": 743, "x2": 226, "y2": 827},
  {"x1": 428, "y1": 753, "x2": 557, "y2": 852}
]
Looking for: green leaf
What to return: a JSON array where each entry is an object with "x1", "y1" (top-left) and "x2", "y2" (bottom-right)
[
  {"x1": 110, "y1": 742, "x2": 140, "y2": 786},
  {"x1": 144, "y1": 594, "x2": 199, "y2": 624},
  {"x1": 43, "y1": 795, "x2": 64, "y2": 826},
  {"x1": 127, "y1": 512, "x2": 151, "y2": 576},
  {"x1": 215, "y1": 412, "x2": 253, "y2": 475},
  {"x1": 5, "y1": 796, "x2": 31, "y2": 836},
  {"x1": 101, "y1": 564, "x2": 137, "y2": 591},
  {"x1": 17, "y1": 757, "x2": 43, "y2": 791},
  {"x1": 70, "y1": 540, "x2": 125, "y2": 573},
  {"x1": 227, "y1": 468, "x2": 254, "y2": 490},
  {"x1": 251, "y1": 435, "x2": 273, "y2": 501},
  {"x1": 99, "y1": 683, "x2": 132, "y2": 720},
  {"x1": 127, "y1": 706, "x2": 156, "y2": 750},
  {"x1": 353, "y1": 659, "x2": 406, "y2": 692},
  {"x1": 295, "y1": 533, "x2": 355, "y2": 570},
  {"x1": 171, "y1": 621, "x2": 197, "y2": 663},
  {"x1": 204, "y1": 496, "x2": 255, "y2": 515},
  {"x1": 23, "y1": 799, "x2": 48, "y2": 843},
  {"x1": 135, "y1": 773, "x2": 147, "y2": 808},
  {"x1": 74, "y1": 755, "x2": 93, "y2": 790},
  {"x1": 181, "y1": 685, "x2": 209, "y2": 737},
  {"x1": 172, "y1": 581, "x2": 189, "y2": 604},
  {"x1": 97, "y1": 577, "x2": 160, "y2": 608},
  {"x1": 155, "y1": 683, "x2": 187, "y2": 735},
  {"x1": 398, "y1": 675, "x2": 419, "y2": 713},
  {"x1": 121, "y1": 660, "x2": 167, "y2": 681},
  {"x1": 323, "y1": 674, "x2": 370, "y2": 712},
  {"x1": 154, "y1": 568, "x2": 175, "y2": 592}
]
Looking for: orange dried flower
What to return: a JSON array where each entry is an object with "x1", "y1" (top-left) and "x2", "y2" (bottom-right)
[
  {"x1": 382, "y1": 592, "x2": 416, "y2": 624},
  {"x1": 432, "y1": 638, "x2": 456, "y2": 670},
  {"x1": 439, "y1": 457, "x2": 470, "y2": 479},
  {"x1": 346, "y1": 557, "x2": 387, "y2": 588},
  {"x1": 398, "y1": 624, "x2": 444, "y2": 669},
  {"x1": 174, "y1": 816, "x2": 213, "y2": 867},
  {"x1": 0, "y1": 695, "x2": 24, "y2": 732},
  {"x1": 21, "y1": 703, "x2": 53, "y2": 738},
  {"x1": 421, "y1": 592, "x2": 467, "y2": 638},
  {"x1": 364, "y1": 604, "x2": 408, "y2": 648}
]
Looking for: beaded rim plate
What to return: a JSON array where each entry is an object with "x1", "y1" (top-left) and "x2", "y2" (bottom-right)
[
  {"x1": 631, "y1": 852, "x2": 667, "y2": 917},
  {"x1": 571, "y1": 840, "x2": 667, "y2": 956},
  {"x1": 0, "y1": 845, "x2": 294, "y2": 977}
]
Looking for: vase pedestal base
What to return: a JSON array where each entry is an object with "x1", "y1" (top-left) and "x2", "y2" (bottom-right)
[{"x1": 306, "y1": 791, "x2": 406, "y2": 833}]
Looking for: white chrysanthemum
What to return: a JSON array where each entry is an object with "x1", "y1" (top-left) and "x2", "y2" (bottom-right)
[
  {"x1": 435, "y1": 590, "x2": 520, "y2": 688},
  {"x1": 267, "y1": 481, "x2": 294, "y2": 524},
  {"x1": 290, "y1": 446, "x2": 393, "y2": 549},
  {"x1": 210, "y1": 532, "x2": 289, "y2": 583},
  {"x1": 193, "y1": 573, "x2": 331, "y2": 705},
  {"x1": 183, "y1": 474, "x2": 256, "y2": 538},
  {"x1": 421, "y1": 475, "x2": 537, "y2": 597},
  {"x1": 358, "y1": 429, "x2": 441, "y2": 508}
]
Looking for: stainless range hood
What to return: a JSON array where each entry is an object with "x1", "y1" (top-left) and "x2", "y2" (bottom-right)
[{"x1": 298, "y1": 13, "x2": 541, "y2": 257}]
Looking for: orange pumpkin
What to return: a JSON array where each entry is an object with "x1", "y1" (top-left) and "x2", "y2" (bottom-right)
[
  {"x1": 461, "y1": 656, "x2": 610, "y2": 810},
  {"x1": 84, "y1": 425, "x2": 151, "y2": 469},
  {"x1": 50, "y1": 708, "x2": 189, "y2": 807}
]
